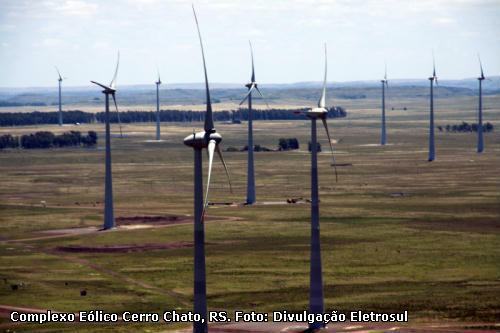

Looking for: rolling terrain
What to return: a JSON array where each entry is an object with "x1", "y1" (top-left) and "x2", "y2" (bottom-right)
[{"x1": 0, "y1": 91, "x2": 499, "y2": 332}]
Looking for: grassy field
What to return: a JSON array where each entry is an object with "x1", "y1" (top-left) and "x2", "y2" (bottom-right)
[{"x1": 0, "y1": 95, "x2": 499, "y2": 332}]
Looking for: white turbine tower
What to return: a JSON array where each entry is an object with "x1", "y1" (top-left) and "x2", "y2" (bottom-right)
[
  {"x1": 91, "y1": 52, "x2": 121, "y2": 230},
  {"x1": 380, "y1": 64, "x2": 388, "y2": 145},
  {"x1": 184, "y1": 7, "x2": 232, "y2": 333},
  {"x1": 428, "y1": 54, "x2": 438, "y2": 162},
  {"x1": 55, "y1": 67, "x2": 64, "y2": 126},
  {"x1": 155, "y1": 70, "x2": 162, "y2": 141},
  {"x1": 477, "y1": 55, "x2": 485, "y2": 153},
  {"x1": 239, "y1": 41, "x2": 269, "y2": 205},
  {"x1": 305, "y1": 44, "x2": 337, "y2": 331}
]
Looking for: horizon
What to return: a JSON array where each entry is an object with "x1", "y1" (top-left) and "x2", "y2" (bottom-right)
[{"x1": 1, "y1": 75, "x2": 500, "y2": 91}]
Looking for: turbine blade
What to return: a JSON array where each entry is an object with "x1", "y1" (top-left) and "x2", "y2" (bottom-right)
[
  {"x1": 111, "y1": 93, "x2": 123, "y2": 138},
  {"x1": 55, "y1": 66, "x2": 62, "y2": 81},
  {"x1": 432, "y1": 50, "x2": 436, "y2": 77},
  {"x1": 322, "y1": 117, "x2": 338, "y2": 182},
  {"x1": 384, "y1": 62, "x2": 387, "y2": 81},
  {"x1": 110, "y1": 51, "x2": 120, "y2": 89},
  {"x1": 192, "y1": 5, "x2": 214, "y2": 133},
  {"x1": 249, "y1": 40, "x2": 255, "y2": 83},
  {"x1": 157, "y1": 66, "x2": 161, "y2": 84},
  {"x1": 204, "y1": 139, "x2": 216, "y2": 209},
  {"x1": 318, "y1": 43, "x2": 327, "y2": 108},
  {"x1": 255, "y1": 86, "x2": 270, "y2": 109},
  {"x1": 239, "y1": 84, "x2": 256, "y2": 105},
  {"x1": 91, "y1": 81, "x2": 112, "y2": 90},
  {"x1": 216, "y1": 144, "x2": 233, "y2": 193},
  {"x1": 478, "y1": 54, "x2": 484, "y2": 79}
]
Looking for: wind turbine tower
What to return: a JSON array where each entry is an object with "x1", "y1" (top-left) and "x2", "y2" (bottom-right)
[
  {"x1": 155, "y1": 71, "x2": 162, "y2": 141},
  {"x1": 380, "y1": 65, "x2": 388, "y2": 145},
  {"x1": 239, "y1": 42, "x2": 268, "y2": 205},
  {"x1": 184, "y1": 7, "x2": 232, "y2": 333},
  {"x1": 91, "y1": 52, "x2": 121, "y2": 230},
  {"x1": 477, "y1": 55, "x2": 485, "y2": 153},
  {"x1": 55, "y1": 67, "x2": 64, "y2": 126},
  {"x1": 428, "y1": 55, "x2": 438, "y2": 162},
  {"x1": 306, "y1": 44, "x2": 337, "y2": 331}
]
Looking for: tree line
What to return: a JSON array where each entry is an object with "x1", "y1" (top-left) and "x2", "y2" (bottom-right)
[
  {"x1": 0, "y1": 107, "x2": 347, "y2": 127},
  {"x1": 437, "y1": 122, "x2": 494, "y2": 133},
  {"x1": 0, "y1": 131, "x2": 97, "y2": 149}
]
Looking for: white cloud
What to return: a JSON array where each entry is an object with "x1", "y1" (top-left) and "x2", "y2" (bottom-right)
[
  {"x1": 56, "y1": 0, "x2": 98, "y2": 17},
  {"x1": 92, "y1": 41, "x2": 110, "y2": 50},
  {"x1": 433, "y1": 17, "x2": 456, "y2": 25},
  {"x1": 32, "y1": 38, "x2": 63, "y2": 47}
]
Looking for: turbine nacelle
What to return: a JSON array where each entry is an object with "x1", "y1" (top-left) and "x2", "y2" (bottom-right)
[
  {"x1": 91, "y1": 81, "x2": 116, "y2": 94},
  {"x1": 184, "y1": 131, "x2": 222, "y2": 149},
  {"x1": 245, "y1": 82, "x2": 256, "y2": 89},
  {"x1": 307, "y1": 107, "x2": 328, "y2": 119}
]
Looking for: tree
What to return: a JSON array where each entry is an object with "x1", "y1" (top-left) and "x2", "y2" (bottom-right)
[
  {"x1": 278, "y1": 138, "x2": 299, "y2": 151},
  {"x1": 3, "y1": 131, "x2": 97, "y2": 150},
  {"x1": 278, "y1": 138, "x2": 289, "y2": 151},
  {"x1": 0, "y1": 134, "x2": 19, "y2": 149},
  {"x1": 308, "y1": 141, "x2": 322, "y2": 152}
]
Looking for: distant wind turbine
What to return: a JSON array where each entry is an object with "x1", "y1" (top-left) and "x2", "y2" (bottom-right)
[
  {"x1": 155, "y1": 70, "x2": 162, "y2": 141},
  {"x1": 90, "y1": 51, "x2": 121, "y2": 230},
  {"x1": 55, "y1": 66, "x2": 64, "y2": 126},
  {"x1": 239, "y1": 41, "x2": 269, "y2": 205},
  {"x1": 477, "y1": 55, "x2": 485, "y2": 153},
  {"x1": 305, "y1": 44, "x2": 337, "y2": 331},
  {"x1": 428, "y1": 54, "x2": 438, "y2": 162},
  {"x1": 184, "y1": 7, "x2": 232, "y2": 333},
  {"x1": 380, "y1": 64, "x2": 388, "y2": 145}
]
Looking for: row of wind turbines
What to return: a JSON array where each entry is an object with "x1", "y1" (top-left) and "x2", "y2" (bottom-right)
[
  {"x1": 51, "y1": 6, "x2": 490, "y2": 333},
  {"x1": 379, "y1": 54, "x2": 488, "y2": 161},
  {"x1": 55, "y1": 51, "x2": 490, "y2": 202},
  {"x1": 84, "y1": 6, "x2": 336, "y2": 332}
]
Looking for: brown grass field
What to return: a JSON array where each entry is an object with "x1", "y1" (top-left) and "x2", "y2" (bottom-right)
[{"x1": 0, "y1": 94, "x2": 499, "y2": 332}]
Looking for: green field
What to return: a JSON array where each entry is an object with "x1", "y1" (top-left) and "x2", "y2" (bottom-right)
[{"x1": 0, "y1": 94, "x2": 499, "y2": 332}]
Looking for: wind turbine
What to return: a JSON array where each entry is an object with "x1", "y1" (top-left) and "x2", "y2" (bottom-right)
[
  {"x1": 184, "y1": 7, "x2": 232, "y2": 333},
  {"x1": 477, "y1": 55, "x2": 485, "y2": 153},
  {"x1": 155, "y1": 70, "x2": 162, "y2": 141},
  {"x1": 428, "y1": 54, "x2": 438, "y2": 162},
  {"x1": 305, "y1": 44, "x2": 337, "y2": 331},
  {"x1": 55, "y1": 67, "x2": 64, "y2": 126},
  {"x1": 380, "y1": 64, "x2": 388, "y2": 145},
  {"x1": 239, "y1": 41, "x2": 268, "y2": 205},
  {"x1": 90, "y1": 51, "x2": 121, "y2": 230}
]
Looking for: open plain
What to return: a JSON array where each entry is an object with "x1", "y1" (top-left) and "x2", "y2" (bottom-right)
[{"x1": 0, "y1": 93, "x2": 499, "y2": 332}]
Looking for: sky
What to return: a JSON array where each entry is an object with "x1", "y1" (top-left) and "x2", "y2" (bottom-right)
[{"x1": 0, "y1": 0, "x2": 499, "y2": 88}]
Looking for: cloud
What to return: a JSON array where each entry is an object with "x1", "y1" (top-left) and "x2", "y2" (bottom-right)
[
  {"x1": 92, "y1": 41, "x2": 110, "y2": 50},
  {"x1": 56, "y1": 0, "x2": 98, "y2": 17},
  {"x1": 433, "y1": 17, "x2": 456, "y2": 25},
  {"x1": 32, "y1": 38, "x2": 63, "y2": 47},
  {"x1": 0, "y1": 24, "x2": 16, "y2": 32}
]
